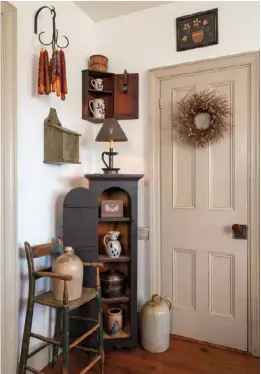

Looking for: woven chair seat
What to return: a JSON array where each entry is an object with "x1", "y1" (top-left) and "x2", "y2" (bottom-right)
[{"x1": 34, "y1": 287, "x2": 97, "y2": 311}]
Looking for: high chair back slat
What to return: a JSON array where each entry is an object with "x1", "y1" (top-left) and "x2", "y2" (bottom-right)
[{"x1": 31, "y1": 237, "x2": 63, "y2": 258}]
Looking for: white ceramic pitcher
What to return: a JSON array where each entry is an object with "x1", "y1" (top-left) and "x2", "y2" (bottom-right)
[
  {"x1": 91, "y1": 78, "x2": 103, "y2": 91},
  {"x1": 103, "y1": 231, "x2": 122, "y2": 258},
  {"x1": 89, "y1": 98, "x2": 105, "y2": 119}
]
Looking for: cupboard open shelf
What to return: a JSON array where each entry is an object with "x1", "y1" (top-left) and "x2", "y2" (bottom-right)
[
  {"x1": 99, "y1": 255, "x2": 130, "y2": 263},
  {"x1": 86, "y1": 118, "x2": 105, "y2": 124},
  {"x1": 88, "y1": 89, "x2": 113, "y2": 97},
  {"x1": 98, "y1": 217, "x2": 131, "y2": 223},
  {"x1": 102, "y1": 296, "x2": 130, "y2": 304},
  {"x1": 87, "y1": 69, "x2": 114, "y2": 78},
  {"x1": 103, "y1": 324, "x2": 130, "y2": 340}
]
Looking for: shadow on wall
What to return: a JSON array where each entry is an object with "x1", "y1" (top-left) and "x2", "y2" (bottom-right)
[{"x1": 18, "y1": 176, "x2": 90, "y2": 357}]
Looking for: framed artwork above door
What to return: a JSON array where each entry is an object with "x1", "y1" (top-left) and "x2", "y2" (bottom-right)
[{"x1": 176, "y1": 8, "x2": 218, "y2": 51}]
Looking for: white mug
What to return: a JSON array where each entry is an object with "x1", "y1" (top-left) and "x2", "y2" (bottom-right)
[
  {"x1": 91, "y1": 78, "x2": 103, "y2": 91},
  {"x1": 89, "y1": 98, "x2": 105, "y2": 119}
]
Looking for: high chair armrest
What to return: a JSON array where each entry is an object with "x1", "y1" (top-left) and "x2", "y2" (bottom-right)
[
  {"x1": 82, "y1": 262, "x2": 104, "y2": 268},
  {"x1": 34, "y1": 271, "x2": 72, "y2": 281}
]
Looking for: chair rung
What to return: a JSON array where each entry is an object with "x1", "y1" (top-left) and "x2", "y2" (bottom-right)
[
  {"x1": 30, "y1": 332, "x2": 61, "y2": 347},
  {"x1": 69, "y1": 316, "x2": 98, "y2": 324},
  {"x1": 25, "y1": 365, "x2": 45, "y2": 374},
  {"x1": 28, "y1": 342, "x2": 50, "y2": 359},
  {"x1": 69, "y1": 324, "x2": 100, "y2": 349},
  {"x1": 79, "y1": 355, "x2": 102, "y2": 374},
  {"x1": 76, "y1": 346, "x2": 99, "y2": 354}
]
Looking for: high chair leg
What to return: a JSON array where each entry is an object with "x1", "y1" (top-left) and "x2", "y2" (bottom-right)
[
  {"x1": 18, "y1": 300, "x2": 34, "y2": 374},
  {"x1": 62, "y1": 307, "x2": 69, "y2": 374},
  {"x1": 52, "y1": 308, "x2": 62, "y2": 367},
  {"x1": 97, "y1": 289, "x2": 104, "y2": 374}
]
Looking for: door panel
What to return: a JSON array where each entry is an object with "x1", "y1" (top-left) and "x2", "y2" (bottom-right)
[{"x1": 160, "y1": 66, "x2": 249, "y2": 350}]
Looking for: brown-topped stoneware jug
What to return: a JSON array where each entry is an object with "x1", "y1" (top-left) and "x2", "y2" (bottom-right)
[{"x1": 52, "y1": 246, "x2": 83, "y2": 301}]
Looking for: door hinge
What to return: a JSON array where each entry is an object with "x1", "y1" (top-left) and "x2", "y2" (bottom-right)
[{"x1": 159, "y1": 97, "x2": 163, "y2": 109}]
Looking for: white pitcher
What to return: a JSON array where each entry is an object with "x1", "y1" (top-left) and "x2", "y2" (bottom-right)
[
  {"x1": 103, "y1": 231, "x2": 122, "y2": 258},
  {"x1": 91, "y1": 78, "x2": 103, "y2": 91},
  {"x1": 89, "y1": 98, "x2": 105, "y2": 119}
]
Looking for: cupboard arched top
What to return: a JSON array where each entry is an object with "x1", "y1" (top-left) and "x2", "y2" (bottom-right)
[
  {"x1": 84, "y1": 174, "x2": 144, "y2": 198},
  {"x1": 63, "y1": 187, "x2": 96, "y2": 208}
]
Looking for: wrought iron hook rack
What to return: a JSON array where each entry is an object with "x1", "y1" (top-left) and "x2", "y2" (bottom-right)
[{"x1": 34, "y1": 6, "x2": 69, "y2": 49}]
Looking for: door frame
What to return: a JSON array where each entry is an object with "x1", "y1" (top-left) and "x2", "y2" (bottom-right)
[
  {"x1": 0, "y1": 2, "x2": 18, "y2": 374},
  {"x1": 148, "y1": 51, "x2": 260, "y2": 356}
]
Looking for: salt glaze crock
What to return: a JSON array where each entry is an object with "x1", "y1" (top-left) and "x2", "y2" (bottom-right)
[
  {"x1": 52, "y1": 246, "x2": 83, "y2": 301},
  {"x1": 108, "y1": 308, "x2": 123, "y2": 336},
  {"x1": 141, "y1": 294, "x2": 173, "y2": 353}
]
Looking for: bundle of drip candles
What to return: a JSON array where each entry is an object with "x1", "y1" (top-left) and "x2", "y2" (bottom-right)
[{"x1": 38, "y1": 48, "x2": 68, "y2": 100}]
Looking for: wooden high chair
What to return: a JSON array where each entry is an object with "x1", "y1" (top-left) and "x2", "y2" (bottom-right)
[{"x1": 19, "y1": 238, "x2": 104, "y2": 374}]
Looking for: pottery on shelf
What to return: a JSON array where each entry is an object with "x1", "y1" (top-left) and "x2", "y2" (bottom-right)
[
  {"x1": 103, "y1": 230, "x2": 122, "y2": 258},
  {"x1": 100, "y1": 269, "x2": 125, "y2": 298},
  {"x1": 91, "y1": 78, "x2": 103, "y2": 91},
  {"x1": 108, "y1": 308, "x2": 123, "y2": 336},
  {"x1": 89, "y1": 98, "x2": 105, "y2": 119}
]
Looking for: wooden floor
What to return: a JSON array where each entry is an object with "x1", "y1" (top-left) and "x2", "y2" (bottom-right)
[{"x1": 43, "y1": 336, "x2": 259, "y2": 374}]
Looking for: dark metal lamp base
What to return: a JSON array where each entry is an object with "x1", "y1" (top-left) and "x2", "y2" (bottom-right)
[{"x1": 102, "y1": 168, "x2": 120, "y2": 175}]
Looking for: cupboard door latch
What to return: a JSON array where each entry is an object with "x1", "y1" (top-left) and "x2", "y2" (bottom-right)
[{"x1": 122, "y1": 69, "x2": 128, "y2": 93}]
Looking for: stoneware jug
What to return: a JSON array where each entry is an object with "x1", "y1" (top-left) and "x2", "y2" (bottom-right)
[
  {"x1": 89, "y1": 98, "x2": 105, "y2": 119},
  {"x1": 52, "y1": 246, "x2": 83, "y2": 302},
  {"x1": 141, "y1": 294, "x2": 173, "y2": 353},
  {"x1": 103, "y1": 231, "x2": 122, "y2": 258}
]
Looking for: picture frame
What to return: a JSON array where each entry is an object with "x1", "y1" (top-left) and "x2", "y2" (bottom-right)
[
  {"x1": 101, "y1": 200, "x2": 123, "y2": 218},
  {"x1": 176, "y1": 8, "x2": 218, "y2": 52}
]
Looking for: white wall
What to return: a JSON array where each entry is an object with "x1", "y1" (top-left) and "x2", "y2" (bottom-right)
[
  {"x1": 13, "y1": 1, "x2": 96, "y2": 369},
  {"x1": 14, "y1": 0, "x2": 260, "y2": 369},
  {"x1": 95, "y1": 1, "x2": 260, "y2": 303}
]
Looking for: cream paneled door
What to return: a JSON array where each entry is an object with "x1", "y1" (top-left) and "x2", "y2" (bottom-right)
[{"x1": 160, "y1": 66, "x2": 249, "y2": 350}]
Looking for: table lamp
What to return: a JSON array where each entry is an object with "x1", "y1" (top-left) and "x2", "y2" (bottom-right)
[{"x1": 95, "y1": 118, "x2": 128, "y2": 174}]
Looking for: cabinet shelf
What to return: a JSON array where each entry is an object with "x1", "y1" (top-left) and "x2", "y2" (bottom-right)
[
  {"x1": 102, "y1": 296, "x2": 130, "y2": 304},
  {"x1": 88, "y1": 89, "x2": 113, "y2": 96},
  {"x1": 99, "y1": 255, "x2": 130, "y2": 263},
  {"x1": 84, "y1": 117, "x2": 106, "y2": 124},
  {"x1": 104, "y1": 324, "x2": 130, "y2": 340},
  {"x1": 83, "y1": 69, "x2": 114, "y2": 78},
  {"x1": 98, "y1": 217, "x2": 131, "y2": 223}
]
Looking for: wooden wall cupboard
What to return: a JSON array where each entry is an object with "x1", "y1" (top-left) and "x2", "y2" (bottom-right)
[
  {"x1": 63, "y1": 174, "x2": 143, "y2": 349},
  {"x1": 82, "y1": 69, "x2": 139, "y2": 123}
]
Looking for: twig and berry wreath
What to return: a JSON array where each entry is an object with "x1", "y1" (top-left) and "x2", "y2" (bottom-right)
[{"x1": 172, "y1": 90, "x2": 231, "y2": 148}]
